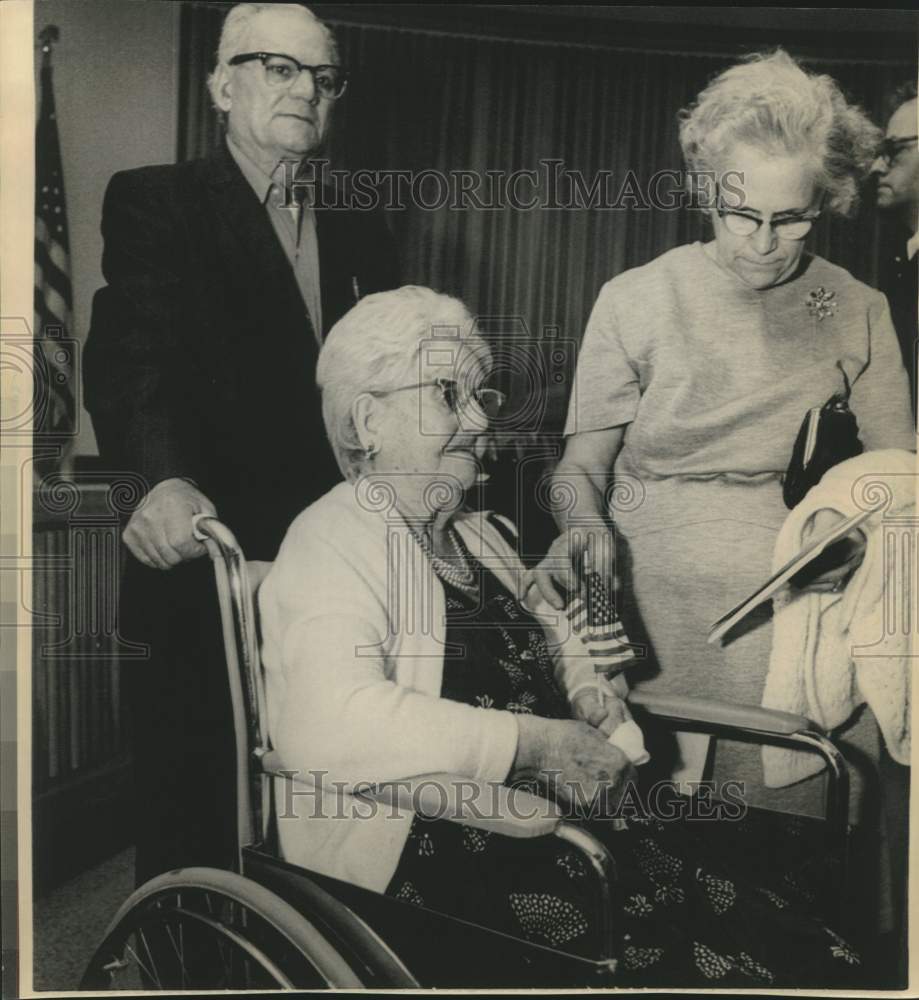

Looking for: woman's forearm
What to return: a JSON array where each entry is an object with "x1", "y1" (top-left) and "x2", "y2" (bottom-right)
[
  {"x1": 550, "y1": 427, "x2": 626, "y2": 533},
  {"x1": 550, "y1": 456, "x2": 610, "y2": 534},
  {"x1": 521, "y1": 428, "x2": 626, "y2": 609}
]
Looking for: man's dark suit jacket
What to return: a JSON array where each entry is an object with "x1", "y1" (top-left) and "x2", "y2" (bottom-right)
[
  {"x1": 84, "y1": 142, "x2": 399, "y2": 883},
  {"x1": 86, "y1": 141, "x2": 399, "y2": 557},
  {"x1": 878, "y1": 242, "x2": 918, "y2": 416}
]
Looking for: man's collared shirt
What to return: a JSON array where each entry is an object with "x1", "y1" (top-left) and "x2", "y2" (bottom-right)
[
  {"x1": 906, "y1": 230, "x2": 919, "y2": 262},
  {"x1": 227, "y1": 135, "x2": 323, "y2": 343}
]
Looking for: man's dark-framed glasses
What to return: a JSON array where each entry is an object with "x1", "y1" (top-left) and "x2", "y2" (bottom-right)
[
  {"x1": 228, "y1": 52, "x2": 348, "y2": 99},
  {"x1": 876, "y1": 135, "x2": 918, "y2": 169}
]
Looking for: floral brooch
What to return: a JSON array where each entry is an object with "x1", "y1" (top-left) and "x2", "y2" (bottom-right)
[{"x1": 806, "y1": 286, "x2": 837, "y2": 321}]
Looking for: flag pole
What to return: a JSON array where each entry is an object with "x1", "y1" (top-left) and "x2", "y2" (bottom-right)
[{"x1": 34, "y1": 21, "x2": 76, "y2": 476}]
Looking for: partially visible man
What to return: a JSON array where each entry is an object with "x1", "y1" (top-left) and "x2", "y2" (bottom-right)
[
  {"x1": 871, "y1": 82, "x2": 918, "y2": 415},
  {"x1": 84, "y1": 3, "x2": 398, "y2": 885},
  {"x1": 870, "y1": 86, "x2": 916, "y2": 982}
]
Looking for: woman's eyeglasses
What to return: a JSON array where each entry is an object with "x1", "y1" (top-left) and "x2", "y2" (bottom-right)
[
  {"x1": 376, "y1": 377, "x2": 506, "y2": 420},
  {"x1": 716, "y1": 202, "x2": 821, "y2": 241},
  {"x1": 875, "y1": 135, "x2": 918, "y2": 169},
  {"x1": 228, "y1": 52, "x2": 348, "y2": 100}
]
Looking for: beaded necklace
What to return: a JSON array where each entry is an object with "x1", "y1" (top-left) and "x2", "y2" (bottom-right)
[{"x1": 408, "y1": 523, "x2": 479, "y2": 594}]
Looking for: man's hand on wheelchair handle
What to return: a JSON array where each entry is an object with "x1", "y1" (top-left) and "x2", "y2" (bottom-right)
[
  {"x1": 123, "y1": 477, "x2": 217, "y2": 569},
  {"x1": 521, "y1": 526, "x2": 617, "y2": 610},
  {"x1": 512, "y1": 715, "x2": 634, "y2": 817}
]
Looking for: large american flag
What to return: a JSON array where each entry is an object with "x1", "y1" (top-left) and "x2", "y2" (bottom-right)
[
  {"x1": 34, "y1": 39, "x2": 76, "y2": 450},
  {"x1": 566, "y1": 570, "x2": 639, "y2": 679}
]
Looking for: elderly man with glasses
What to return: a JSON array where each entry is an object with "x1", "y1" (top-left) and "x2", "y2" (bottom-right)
[
  {"x1": 83, "y1": 2, "x2": 398, "y2": 888},
  {"x1": 871, "y1": 81, "x2": 918, "y2": 414}
]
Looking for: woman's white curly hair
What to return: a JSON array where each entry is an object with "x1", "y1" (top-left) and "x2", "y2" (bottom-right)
[
  {"x1": 678, "y1": 49, "x2": 882, "y2": 216},
  {"x1": 317, "y1": 286, "x2": 490, "y2": 481}
]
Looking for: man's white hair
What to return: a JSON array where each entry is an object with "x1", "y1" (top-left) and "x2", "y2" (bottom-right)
[
  {"x1": 206, "y1": 3, "x2": 339, "y2": 107},
  {"x1": 317, "y1": 286, "x2": 490, "y2": 481},
  {"x1": 679, "y1": 48, "x2": 881, "y2": 216}
]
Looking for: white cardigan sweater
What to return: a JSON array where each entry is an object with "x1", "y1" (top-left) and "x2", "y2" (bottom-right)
[{"x1": 259, "y1": 480, "x2": 622, "y2": 892}]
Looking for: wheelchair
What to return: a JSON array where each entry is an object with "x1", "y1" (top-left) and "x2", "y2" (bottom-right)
[{"x1": 80, "y1": 515, "x2": 851, "y2": 989}]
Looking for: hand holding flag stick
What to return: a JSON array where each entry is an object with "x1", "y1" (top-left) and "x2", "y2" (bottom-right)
[{"x1": 565, "y1": 569, "x2": 650, "y2": 766}]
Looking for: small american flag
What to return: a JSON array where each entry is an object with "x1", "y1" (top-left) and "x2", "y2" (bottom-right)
[
  {"x1": 566, "y1": 571, "x2": 638, "y2": 679},
  {"x1": 33, "y1": 33, "x2": 76, "y2": 452}
]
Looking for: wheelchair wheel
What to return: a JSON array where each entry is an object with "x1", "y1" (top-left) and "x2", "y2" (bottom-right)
[{"x1": 79, "y1": 867, "x2": 365, "y2": 990}]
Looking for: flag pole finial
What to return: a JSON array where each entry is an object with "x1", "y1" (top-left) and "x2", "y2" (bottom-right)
[{"x1": 38, "y1": 24, "x2": 59, "y2": 61}]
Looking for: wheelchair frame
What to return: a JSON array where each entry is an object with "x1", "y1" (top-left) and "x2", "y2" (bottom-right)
[{"x1": 80, "y1": 515, "x2": 851, "y2": 990}]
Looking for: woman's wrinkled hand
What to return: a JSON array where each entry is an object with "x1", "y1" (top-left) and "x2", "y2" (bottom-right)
[
  {"x1": 512, "y1": 715, "x2": 634, "y2": 817},
  {"x1": 521, "y1": 526, "x2": 616, "y2": 611},
  {"x1": 570, "y1": 688, "x2": 630, "y2": 738}
]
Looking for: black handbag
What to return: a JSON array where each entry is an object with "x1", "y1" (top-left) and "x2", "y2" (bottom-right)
[{"x1": 782, "y1": 363, "x2": 864, "y2": 509}]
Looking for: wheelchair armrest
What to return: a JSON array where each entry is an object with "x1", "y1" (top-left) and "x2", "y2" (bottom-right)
[
  {"x1": 628, "y1": 689, "x2": 818, "y2": 738},
  {"x1": 628, "y1": 689, "x2": 850, "y2": 877},
  {"x1": 360, "y1": 772, "x2": 564, "y2": 840}
]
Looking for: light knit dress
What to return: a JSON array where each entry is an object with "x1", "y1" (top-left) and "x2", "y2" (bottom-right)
[{"x1": 565, "y1": 241, "x2": 914, "y2": 830}]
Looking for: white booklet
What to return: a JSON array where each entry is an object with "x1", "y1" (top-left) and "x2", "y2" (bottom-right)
[{"x1": 708, "y1": 506, "x2": 876, "y2": 645}]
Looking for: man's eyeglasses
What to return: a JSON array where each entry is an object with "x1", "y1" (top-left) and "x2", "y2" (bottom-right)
[
  {"x1": 875, "y1": 135, "x2": 918, "y2": 169},
  {"x1": 716, "y1": 200, "x2": 822, "y2": 241},
  {"x1": 377, "y1": 377, "x2": 506, "y2": 420},
  {"x1": 228, "y1": 52, "x2": 348, "y2": 100}
]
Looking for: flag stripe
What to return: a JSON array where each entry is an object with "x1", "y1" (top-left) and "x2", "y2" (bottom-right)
[
  {"x1": 35, "y1": 220, "x2": 71, "y2": 278},
  {"x1": 34, "y1": 55, "x2": 75, "y2": 446},
  {"x1": 36, "y1": 283, "x2": 70, "y2": 329},
  {"x1": 563, "y1": 571, "x2": 639, "y2": 680}
]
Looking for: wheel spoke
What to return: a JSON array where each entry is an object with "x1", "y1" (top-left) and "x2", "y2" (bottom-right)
[
  {"x1": 204, "y1": 892, "x2": 232, "y2": 986},
  {"x1": 81, "y1": 876, "x2": 341, "y2": 991},
  {"x1": 137, "y1": 928, "x2": 165, "y2": 987},
  {"x1": 178, "y1": 899, "x2": 185, "y2": 980},
  {"x1": 124, "y1": 939, "x2": 158, "y2": 987},
  {"x1": 225, "y1": 898, "x2": 237, "y2": 985},
  {"x1": 164, "y1": 921, "x2": 189, "y2": 988}
]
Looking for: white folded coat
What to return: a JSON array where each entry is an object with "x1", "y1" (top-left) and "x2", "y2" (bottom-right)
[{"x1": 761, "y1": 449, "x2": 916, "y2": 787}]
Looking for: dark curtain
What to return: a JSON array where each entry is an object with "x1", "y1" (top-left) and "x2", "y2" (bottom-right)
[{"x1": 178, "y1": 6, "x2": 916, "y2": 428}]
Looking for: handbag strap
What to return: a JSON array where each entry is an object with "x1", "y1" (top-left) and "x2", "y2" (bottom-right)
[{"x1": 836, "y1": 359, "x2": 853, "y2": 400}]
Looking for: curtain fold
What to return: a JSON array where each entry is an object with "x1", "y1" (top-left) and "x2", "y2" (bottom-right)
[{"x1": 177, "y1": 7, "x2": 915, "y2": 429}]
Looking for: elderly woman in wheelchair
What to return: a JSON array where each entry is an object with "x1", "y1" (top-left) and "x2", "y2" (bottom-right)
[{"x1": 255, "y1": 285, "x2": 863, "y2": 987}]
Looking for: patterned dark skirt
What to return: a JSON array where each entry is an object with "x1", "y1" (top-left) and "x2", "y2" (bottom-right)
[{"x1": 385, "y1": 556, "x2": 862, "y2": 987}]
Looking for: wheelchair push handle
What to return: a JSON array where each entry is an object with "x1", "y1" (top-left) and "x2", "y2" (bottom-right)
[{"x1": 193, "y1": 511, "x2": 220, "y2": 544}]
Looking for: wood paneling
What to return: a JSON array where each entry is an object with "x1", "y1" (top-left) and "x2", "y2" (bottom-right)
[{"x1": 32, "y1": 480, "x2": 144, "y2": 889}]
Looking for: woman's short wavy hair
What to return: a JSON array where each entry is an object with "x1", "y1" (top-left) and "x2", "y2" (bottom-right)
[
  {"x1": 317, "y1": 286, "x2": 490, "y2": 481},
  {"x1": 678, "y1": 49, "x2": 881, "y2": 216}
]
